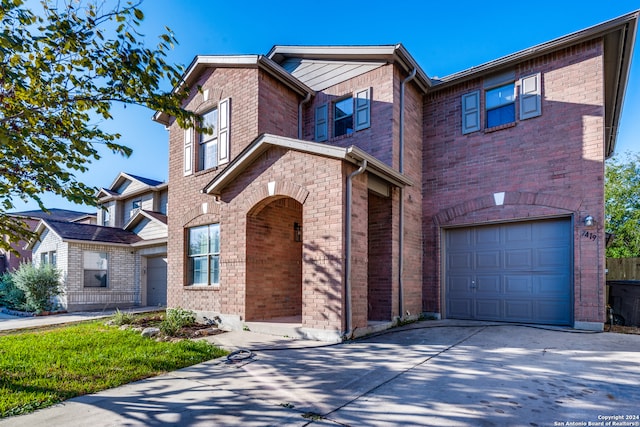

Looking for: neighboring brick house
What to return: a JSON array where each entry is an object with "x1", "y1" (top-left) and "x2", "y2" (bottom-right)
[
  {"x1": 26, "y1": 172, "x2": 169, "y2": 311},
  {"x1": 1, "y1": 209, "x2": 95, "y2": 274},
  {"x1": 154, "y1": 12, "x2": 638, "y2": 340}
]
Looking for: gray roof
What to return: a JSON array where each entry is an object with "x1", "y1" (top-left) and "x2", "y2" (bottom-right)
[
  {"x1": 40, "y1": 219, "x2": 141, "y2": 245},
  {"x1": 10, "y1": 209, "x2": 94, "y2": 222}
]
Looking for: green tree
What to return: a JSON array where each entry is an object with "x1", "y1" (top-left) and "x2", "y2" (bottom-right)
[
  {"x1": 605, "y1": 151, "x2": 640, "y2": 258},
  {"x1": 0, "y1": 0, "x2": 195, "y2": 250}
]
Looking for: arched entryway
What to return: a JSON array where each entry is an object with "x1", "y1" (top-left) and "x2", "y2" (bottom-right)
[{"x1": 245, "y1": 196, "x2": 303, "y2": 322}]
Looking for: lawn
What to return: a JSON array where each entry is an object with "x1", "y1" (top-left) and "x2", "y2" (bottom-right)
[{"x1": 0, "y1": 320, "x2": 227, "y2": 418}]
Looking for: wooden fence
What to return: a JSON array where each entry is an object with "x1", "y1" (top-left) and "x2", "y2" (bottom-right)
[{"x1": 606, "y1": 257, "x2": 640, "y2": 281}]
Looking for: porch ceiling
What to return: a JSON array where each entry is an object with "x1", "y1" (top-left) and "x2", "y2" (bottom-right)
[{"x1": 202, "y1": 133, "x2": 414, "y2": 196}]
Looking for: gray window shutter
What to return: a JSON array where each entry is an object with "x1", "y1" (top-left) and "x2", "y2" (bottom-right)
[
  {"x1": 184, "y1": 128, "x2": 193, "y2": 176},
  {"x1": 354, "y1": 87, "x2": 371, "y2": 131},
  {"x1": 520, "y1": 73, "x2": 541, "y2": 120},
  {"x1": 315, "y1": 104, "x2": 328, "y2": 141},
  {"x1": 461, "y1": 91, "x2": 480, "y2": 134},
  {"x1": 218, "y1": 97, "x2": 230, "y2": 164}
]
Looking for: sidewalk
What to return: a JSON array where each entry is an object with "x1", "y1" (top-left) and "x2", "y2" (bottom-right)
[{"x1": 0, "y1": 306, "x2": 162, "y2": 332}]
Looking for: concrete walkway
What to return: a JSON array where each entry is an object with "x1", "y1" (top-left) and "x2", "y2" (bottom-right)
[
  {"x1": 0, "y1": 306, "x2": 162, "y2": 332},
  {"x1": 2, "y1": 319, "x2": 639, "y2": 426}
]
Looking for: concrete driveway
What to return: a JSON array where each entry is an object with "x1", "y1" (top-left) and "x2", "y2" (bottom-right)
[{"x1": 2, "y1": 321, "x2": 639, "y2": 426}]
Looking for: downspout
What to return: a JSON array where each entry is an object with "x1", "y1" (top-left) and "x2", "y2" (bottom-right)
[
  {"x1": 398, "y1": 68, "x2": 416, "y2": 320},
  {"x1": 298, "y1": 92, "x2": 312, "y2": 139},
  {"x1": 345, "y1": 159, "x2": 367, "y2": 338}
]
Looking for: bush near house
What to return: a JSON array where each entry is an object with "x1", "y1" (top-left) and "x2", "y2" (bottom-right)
[
  {"x1": 11, "y1": 263, "x2": 62, "y2": 313},
  {"x1": 0, "y1": 273, "x2": 27, "y2": 311}
]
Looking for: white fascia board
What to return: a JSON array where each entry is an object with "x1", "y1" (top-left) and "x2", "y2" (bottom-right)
[
  {"x1": 346, "y1": 146, "x2": 414, "y2": 188},
  {"x1": 25, "y1": 220, "x2": 60, "y2": 250}
]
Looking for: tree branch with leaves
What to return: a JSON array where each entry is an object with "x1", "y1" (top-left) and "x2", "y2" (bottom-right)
[
  {"x1": 0, "y1": 0, "x2": 195, "y2": 251},
  {"x1": 605, "y1": 151, "x2": 640, "y2": 258}
]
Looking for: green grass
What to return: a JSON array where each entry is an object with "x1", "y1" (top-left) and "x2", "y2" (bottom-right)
[{"x1": 0, "y1": 320, "x2": 227, "y2": 418}]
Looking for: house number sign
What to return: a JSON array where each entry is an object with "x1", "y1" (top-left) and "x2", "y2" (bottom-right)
[{"x1": 582, "y1": 231, "x2": 598, "y2": 241}]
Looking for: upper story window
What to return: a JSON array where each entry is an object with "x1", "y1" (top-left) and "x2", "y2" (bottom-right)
[
  {"x1": 129, "y1": 199, "x2": 142, "y2": 219},
  {"x1": 40, "y1": 251, "x2": 57, "y2": 267},
  {"x1": 199, "y1": 108, "x2": 219, "y2": 171},
  {"x1": 485, "y1": 83, "x2": 515, "y2": 128},
  {"x1": 334, "y1": 97, "x2": 354, "y2": 137},
  {"x1": 102, "y1": 208, "x2": 110, "y2": 226},
  {"x1": 184, "y1": 98, "x2": 230, "y2": 175},
  {"x1": 315, "y1": 88, "x2": 370, "y2": 142},
  {"x1": 461, "y1": 72, "x2": 541, "y2": 135}
]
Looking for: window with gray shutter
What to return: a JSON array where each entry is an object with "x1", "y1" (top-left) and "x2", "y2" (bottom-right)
[
  {"x1": 354, "y1": 87, "x2": 371, "y2": 131},
  {"x1": 520, "y1": 73, "x2": 541, "y2": 120},
  {"x1": 461, "y1": 91, "x2": 480, "y2": 134},
  {"x1": 315, "y1": 104, "x2": 328, "y2": 141}
]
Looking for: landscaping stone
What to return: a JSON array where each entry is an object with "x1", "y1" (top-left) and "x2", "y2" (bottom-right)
[{"x1": 141, "y1": 327, "x2": 161, "y2": 338}]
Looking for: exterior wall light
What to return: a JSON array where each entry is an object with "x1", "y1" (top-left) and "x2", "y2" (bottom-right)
[
  {"x1": 584, "y1": 215, "x2": 594, "y2": 227},
  {"x1": 294, "y1": 222, "x2": 302, "y2": 242}
]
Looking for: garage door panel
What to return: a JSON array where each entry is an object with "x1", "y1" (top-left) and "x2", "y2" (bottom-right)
[
  {"x1": 449, "y1": 252, "x2": 473, "y2": 269},
  {"x1": 476, "y1": 227, "x2": 500, "y2": 245},
  {"x1": 505, "y1": 249, "x2": 533, "y2": 269},
  {"x1": 476, "y1": 275, "x2": 501, "y2": 293},
  {"x1": 535, "y1": 300, "x2": 571, "y2": 324},
  {"x1": 445, "y1": 218, "x2": 572, "y2": 326},
  {"x1": 504, "y1": 300, "x2": 533, "y2": 321},
  {"x1": 449, "y1": 229, "x2": 472, "y2": 247},
  {"x1": 537, "y1": 247, "x2": 570, "y2": 268},
  {"x1": 476, "y1": 251, "x2": 501, "y2": 269},
  {"x1": 475, "y1": 299, "x2": 501, "y2": 319},
  {"x1": 448, "y1": 299, "x2": 473, "y2": 318},
  {"x1": 504, "y1": 275, "x2": 533, "y2": 294},
  {"x1": 535, "y1": 275, "x2": 571, "y2": 294},
  {"x1": 449, "y1": 276, "x2": 472, "y2": 293},
  {"x1": 505, "y1": 224, "x2": 532, "y2": 243}
]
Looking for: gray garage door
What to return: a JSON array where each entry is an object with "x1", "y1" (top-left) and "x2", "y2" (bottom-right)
[
  {"x1": 445, "y1": 218, "x2": 572, "y2": 325},
  {"x1": 147, "y1": 256, "x2": 167, "y2": 307}
]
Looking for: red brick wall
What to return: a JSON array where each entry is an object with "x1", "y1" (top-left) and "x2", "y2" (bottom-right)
[
  {"x1": 246, "y1": 198, "x2": 302, "y2": 320},
  {"x1": 422, "y1": 40, "x2": 606, "y2": 324},
  {"x1": 367, "y1": 191, "x2": 393, "y2": 320},
  {"x1": 303, "y1": 65, "x2": 396, "y2": 166}
]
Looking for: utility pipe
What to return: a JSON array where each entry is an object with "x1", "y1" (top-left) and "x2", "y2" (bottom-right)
[
  {"x1": 298, "y1": 92, "x2": 312, "y2": 139},
  {"x1": 344, "y1": 159, "x2": 367, "y2": 337},
  {"x1": 398, "y1": 68, "x2": 416, "y2": 320}
]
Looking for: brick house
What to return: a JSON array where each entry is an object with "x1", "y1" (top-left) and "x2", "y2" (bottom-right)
[
  {"x1": 26, "y1": 172, "x2": 168, "y2": 310},
  {"x1": 1, "y1": 209, "x2": 95, "y2": 274},
  {"x1": 154, "y1": 12, "x2": 638, "y2": 341}
]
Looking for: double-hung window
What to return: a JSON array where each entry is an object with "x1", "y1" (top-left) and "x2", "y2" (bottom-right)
[
  {"x1": 485, "y1": 82, "x2": 515, "y2": 128},
  {"x1": 84, "y1": 251, "x2": 108, "y2": 288},
  {"x1": 334, "y1": 97, "x2": 354, "y2": 137},
  {"x1": 185, "y1": 98, "x2": 230, "y2": 175},
  {"x1": 199, "y1": 108, "x2": 219, "y2": 171},
  {"x1": 40, "y1": 251, "x2": 57, "y2": 267},
  {"x1": 315, "y1": 88, "x2": 371, "y2": 141},
  {"x1": 461, "y1": 72, "x2": 541, "y2": 134},
  {"x1": 188, "y1": 224, "x2": 220, "y2": 286}
]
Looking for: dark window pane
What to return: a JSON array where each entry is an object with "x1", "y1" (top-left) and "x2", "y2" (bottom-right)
[{"x1": 487, "y1": 103, "x2": 515, "y2": 128}]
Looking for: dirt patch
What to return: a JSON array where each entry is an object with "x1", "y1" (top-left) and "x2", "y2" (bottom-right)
[
  {"x1": 605, "y1": 324, "x2": 640, "y2": 335},
  {"x1": 122, "y1": 312, "x2": 225, "y2": 339}
]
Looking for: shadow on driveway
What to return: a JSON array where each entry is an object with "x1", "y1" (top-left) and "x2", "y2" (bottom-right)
[{"x1": 2, "y1": 322, "x2": 639, "y2": 426}]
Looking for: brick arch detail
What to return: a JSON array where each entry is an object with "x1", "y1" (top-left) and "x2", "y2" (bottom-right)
[
  {"x1": 181, "y1": 202, "x2": 221, "y2": 227},
  {"x1": 433, "y1": 191, "x2": 583, "y2": 225},
  {"x1": 243, "y1": 181, "x2": 310, "y2": 217}
]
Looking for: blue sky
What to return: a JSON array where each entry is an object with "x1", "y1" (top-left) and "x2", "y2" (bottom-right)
[{"x1": 12, "y1": 0, "x2": 640, "y2": 212}]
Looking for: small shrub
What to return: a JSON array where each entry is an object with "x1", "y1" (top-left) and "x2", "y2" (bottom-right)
[
  {"x1": 0, "y1": 273, "x2": 27, "y2": 311},
  {"x1": 112, "y1": 308, "x2": 135, "y2": 326},
  {"x1": 12, "y1": 262, "x2": 62, "y2": 313},
  {"x1": 160, "y1": 307, "x2": 196, "y2": 336}
]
